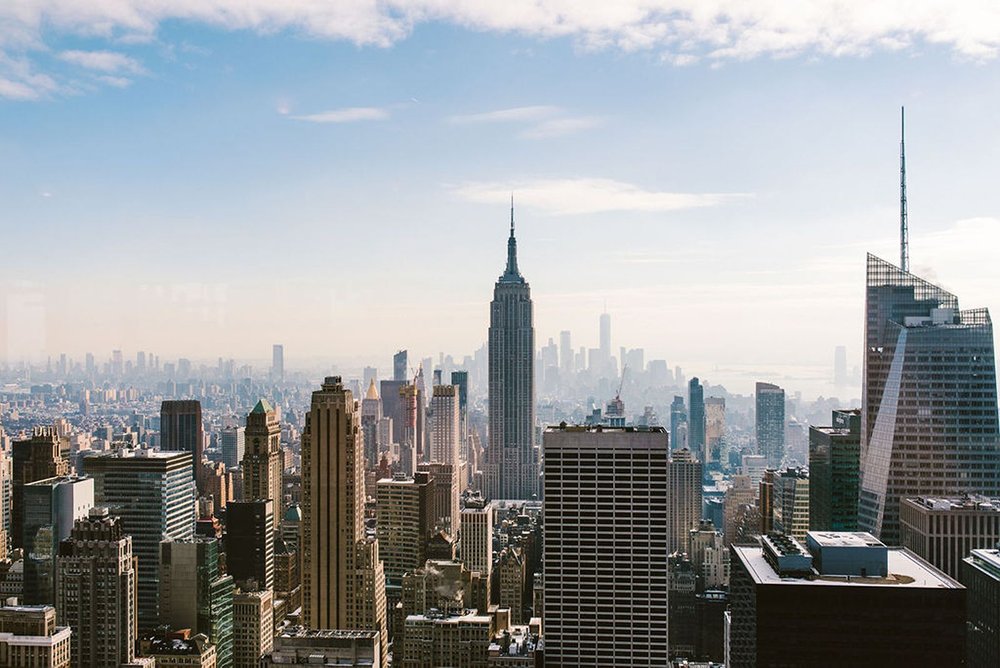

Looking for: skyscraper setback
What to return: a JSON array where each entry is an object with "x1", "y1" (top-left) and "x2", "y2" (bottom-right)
[{"x1": 486, "y1": 205, "x2": 536, "y2": 500}]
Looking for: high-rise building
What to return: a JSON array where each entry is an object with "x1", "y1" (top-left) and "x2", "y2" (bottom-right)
[
  {"x1": 159, "y1": 537, "x2": 234, "y2": 668},
  {"x1": 705, "y1": 397, "x2": 726, "y2": 466},
  {"x1": 429, "y1": 385, "x2": 461, "y2": 467},
  {"x1": 271, "y1": 344, "x2": 284, "y2": 382},
  {"x1": 962, "y1": 547, "x2": 1000, "y2": 667},
  {"x1": 728, "y1": 532, "x2": 965, "y2": 667},
  {"x1": 860, "y1": 255, "x2": 1000, "y2": 544},
  {"x1": 0, "y1": 605, "x2": 71, "y2": 667},
  {"x1": 543, "y1": 424, "x2": 669, "y2": 667},
  {"x1": 899, "y1": 496, "x2": 1000, "y2": 580},
  {"x1": 497, "y1": 546, "x2": 527, "y2": 623},
  {"x1": 56, "y1": 507, "x2": 136, "y2": 666},
  {"x1": 669, "y1": 395, "x2": 687, "y2": 452},
  {"x1": 220, "y1": 426, "x2": 245, "y2": 472},
  {"x1": 232, "y1": 589, "x2": 273, "y2": 668},
  {"x1": 755, "y1": 382, "x2": 785, "y2": 467},
  {"x1": 723, "y1": 475, "x2": 757, "y2": 548},
  {"x1": 263, "y1": 628, "x2": 382, "y2": 667},
  {"x1": 83, "y1": 448, "x2": 196, "y2": 628},
  {"x1": 559, "y1": 330, "x2": 573, "y2": 374},
  {"x1": 393, "y1": 350, "x2": 409, "y2": 382},
  {"x1": 599, "y1": 312, "x2": 612, "y2": 369},
  {"x1": 669, "y1": 447, "x2": 703, "y2": 556},
  {"x1": 361, "y1": 380, "x2": 383, "y2": 470},
  {"x1": 143, "y1": 631, "x2": 216, "y2": 667},
  {"x1": 241, "y1": 400, "x2": 283, "y2": 530},
  {"x1": 22, "y1": 476, "x2": 94, "y2": 605},
  {"x1": 740, "y1": 454, "x2": 767, "y2": 488},
  {"x1": 771, "y1": 468, "x2": 810, "y2": 542},
  {"x1": 300, "y1": 377, "x2": 388, "y2": 665},
  {"x1": 417, "y1": 462, "x2": 460, "y2": 538},
  {"x1": 161, "y1": 400, "x2": 205, "y2": 481},
  {"x1": 449, "y1": 371, "x2": 470, "y2": 462},
  {"x1": 225, "y1": 499, "x2": 275, "y2": 590},
  {"x1": 376, "y1": 472, "x2": 434, "y2": 585},
  {"x1": 688, "y1": 378, "x2": 705, "y2": 460},
  {"x1": 809, "y1": 409, "x2": 861, "y2": 532},
  {"x1": 486, "y1": 207, "x2": 536, "y2": 501},
  {"x1": 689, "y1": 520, "x2": 730, "y2": 592},
  {"x1": 460, "y1": 499, "x2": 493, "y2": 600},
  {"x1": 12, "y1": 427, "x2": 70, "y2": 549}
]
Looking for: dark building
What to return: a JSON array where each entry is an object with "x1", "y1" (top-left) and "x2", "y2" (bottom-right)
[
  {"x1": 728, "y1": 531, "x2": 966, "y2": 667},
  {"x1": 225, "y1": 499, "x2": 275, "y2": 590},
  {"x1": 755, "y1": 382, "x2": 785, "y2": 468},
  {"x1": 899, "y1": 495, "x2": 1000, "y2": 580},
  {"x1": 22, "y1": 476, "x2": 93, "y2": 604},
  {"x1": 12, "y1": 427, "x2": 69, "y2": 549},
  {"x1": 860, "y1": 255, "x2": 1000, "y2": 544},
  {"x1": 809, "y1": 409, "x2": 861, "y2": 532},
  {"x1": 668, "y1": 554, "x2": 696, "y2": 659},
  {"x1": 669, "y1": 395, "x2": 687, "y2": 452},
  {"x1": 688, "y1": 379, "x2": 705, "y2": 460},
  {"x1": 962, "y1": 547, "x2": 1000, "y2": 668},
  {"x1": 160, "y1": 400, "x2": 205, "y2": 478},
  {"x1": 380, "y1": 379, "x2": 408, "y2": 449},
  {"x1": 694, "y1": 589, "x2": 727, "y2": 663},
  {"x1": 393, "y1": 350, "x2": 408, "y2": 382}
]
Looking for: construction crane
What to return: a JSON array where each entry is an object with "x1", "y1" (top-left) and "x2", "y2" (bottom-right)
[{"x1": 616, "y1": 364, "x2": 628, "y2": 401}]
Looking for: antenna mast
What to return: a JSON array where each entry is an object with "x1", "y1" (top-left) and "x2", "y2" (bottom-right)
[{"x1": 900, "y1": 106, "x2": 909, "y2": 273}]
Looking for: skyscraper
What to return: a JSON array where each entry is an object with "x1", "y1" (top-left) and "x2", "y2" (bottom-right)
[
  {"x1": 599, "y1": 311, "x2": 611, "y2": 366},
  {"x1": 12, "y1": 427, "x2": 69, "y2": 550},
  {"x1": 809, "y1": 409, "x2": 861, "y2": 532},
  {"x1": 393, "y1": 350, "x2": 408, "y2": 382},
  {"x1": 271, "y1": 344, "x2": 284, "y2": 381},
  {"x1": 361, "y1": 379, "x2": 382, "y2": 469},
  {"x1": 429, "y1": 385, "x2": 460, "y2": 466},
  {"x1": 859, "y1": 255, "x2": 1000, "y2": 544},
  {"x1": 486, "y1": 204, "x2": 536, "y2": 501},
  {"x1": 83, "y1": 448, "x2": 196, "y2": 628},
  {"x1": 543, "y1": 424, "x2": 670, "y2": 666},
  {"x1": 705, "y1": 397, "x2": 726, "y2": 466},
  {"x1": 233, "y1": 589, "x2": 274, "y2": 668},
  {"x1": 375, "y1": 472, "x2": 434, "y2": 585},
  {"x1": 688, "y1": 378, "x2": 705, "y2": 460},
  {"x1": 221, "y1": 426, "x2": 245, "y2": 471},
  {"x1": 300, "y1": 377, "x2": 388, "y2": 665},
  {"x1": 755, "y1": 382, "x2": 785, "y2": 467},
  {"x1": 670, "y1": 395, "x2": 687, "y2": 452},
  {"x1": 241, "y1": 399, "x2": 283, "y2": 530},
  {"x1": 161, "y1": 400, "x2": 205, "y2": 482},
  {"x1": 559, "y1": 330, "x2": 573, "y2": 374},
  {"x1": 56, "y1": 507, "x2": 137, "y2": 667},
  {"x1": 669, "y1": 447, "x2": 703, "y2": 556},
  {"x1": 226, "y1": 499, "x2": 275, "y2": 590}
]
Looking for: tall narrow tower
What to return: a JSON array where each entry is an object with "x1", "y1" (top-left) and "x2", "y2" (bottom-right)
[
  {"x1": 301, "y1": 377, "x2": 388, "y2": 666},
  {"x1": 899, "y1": 106, "x2": 909, "y2": 273},
  {"x1": 486, "y1": 201, "x2": 536, "y2": 500},
  {"x1": 242, "y1": 399, "x2": 283, "y2": 530}
]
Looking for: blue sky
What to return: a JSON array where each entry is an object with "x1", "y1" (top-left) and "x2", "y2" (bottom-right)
[{"x1": 2, "y1": 3, "x2": 1000, "y2": 394}]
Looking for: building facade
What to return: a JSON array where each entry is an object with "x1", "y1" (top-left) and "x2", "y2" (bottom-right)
[
  {"x1": 669, "y1": 447, "x2": 703, "y2": 556},
  {"x1": 755, "y1": 382, "x2": 785, "y2": 467},
  {"x1": 241, "y1": 399, "x2": 283, "y2": 531},
  {"x1": 899, "y1": 496, "x2": 1000, "y2": 580},
  {"x1": 809, "y1": 409, "x2": 861, "y2": 532}
]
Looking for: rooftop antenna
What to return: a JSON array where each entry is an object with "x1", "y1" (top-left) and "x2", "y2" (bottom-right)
[
  {"x1": 510, "y1": 193, "x2": 515, "y2": 237},
  {"x1": 900, "y1": 106, "x2": 909, "y2": 273}
]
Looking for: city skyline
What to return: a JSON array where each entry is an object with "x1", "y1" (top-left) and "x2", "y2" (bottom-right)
[{"x1": 3, "y1": 5, "x2": 1000, "y2": 385}]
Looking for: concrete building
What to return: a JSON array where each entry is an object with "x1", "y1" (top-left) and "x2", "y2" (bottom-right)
[
  {"x1": 301, "y1": 377, "x2": 388, "y2": 666},
  {"x1": 55, "y1": 507, "x2": 136, "y2": 666},
  {"x1": 143, "y1": 631, "x2": 216, "y2": 668},
  {"x1": 899, "y1": 495, "x2": 1000, "y2": 580},
  {"x1": 12, "y1": 427, "x2": 70, "y2": 549},
  {"x1": 689, "y1": 520, "x2": 730, "y2": 592},
  {"x1": 400, "y1": 610, "x2": 495, "y2": 668},
  {"x1": 262, "y1": 628, "x2": 382, "y2": 667},
  {"x1": 376, "y1": 471, "x2": 434, "y2": 594},
  {"x1": 860, "y1": 255, "x2": 1000, "y2": 544},
  {"x1": 241, "y1": 400, "x2": 283, "y2": 530},
  {"x1": 486, "y1": 208, "x2": 537, "y2": 501},
  {"x1": 755, "y1": 383, "x2": 785, "y2": 468},
  {"x1": 772, "y1": 468, "x2": 809, "y2": 542},
  {"x1": 83, "y1": 447, "x2": 195, "y2": 628},
  {"x1": 161, "y1": 400, "x2": 205, "y2": 481},
  {"x1": 430, "y1": 385, "x2": 461, "y2": 466},
  {"x1": 723, "y1": 475, "x2": 757, "y2": 547},
  {"x1": 704, "y1": 397, "x2": 726, "y2": 467},
  {"x1": 271, "y1": 344, "x2": 284, "y2": 382},
  {"x1": 225, "y1": 499, "x2": 274, "y2": 590},
  {"x1": 962, "y1": 547, "x2": 1000, "y2": 668},
  {"x1": 497, "y1": 546, "x2": 527, "y2": 624},
  {"x1": 417, "y1": 462, "x2": 460, "y2": 539},
  {"x1": 670, "y1": 396, "x2": 687, "y2": 452},
  {"x1": 669, "y1": 447, "x2": 703, "y2": 555},
  {"x1": 741, "y1": 455, "x2": 768, "y2": 488},
  {"x1": 688, "y1": 379, "x2": 705, "y2": 461},
  {"x1": 232, "y1": 589, "x2": 273, "y2": 668},
  {"x1": 728, "y1": 531, "x2": 965, "y2": 667},
  {"x1": 220, "y1": 427, "x2": 245, "y2": 473},
  {"x1": 809, "y1": 409, "x2": 861, "y2": 532},
  {"x1": 543, "y1": 425, "x2": 670, "y2": 666},
  {"x1": 0, "y1": 605, "x2": 71, "y2": 668},
  {"x1": 159, "y1": 538, "x2": 234, "y2": 668},
  {"x1": 361, "y1": 380, "x2": 383, "y2": 470}
]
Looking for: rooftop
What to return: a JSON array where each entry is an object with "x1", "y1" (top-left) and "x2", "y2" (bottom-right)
[
  {"x1": 544, "y1": 423, "x2": 666, "y2": 434},
  {"x1": 965, "y1": 549, "x2": 1000, "y2": 580},
  {"x1": 808, "y1": 532, "x2": 886, "y2": 549},
  {"x1": 904, "y1": 496, "x2": 1000, "y2": 513}
]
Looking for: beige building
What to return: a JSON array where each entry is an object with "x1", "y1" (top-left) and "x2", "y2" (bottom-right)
[
  {"x1": 262, "y1": 628, "x2": 381, "y2": 667},
  {"x1": 55, "y1": 507, "x2": 136, "y2": 666},
  {"x1": 400, "y1": 610, "x2": 496, "y2": 668},
  {"x1": 689, "y1": 520, "x2": 730, "y2": 591},
  {"x1": 376, "y1": 472, "x2": 434, "y2": 584},
  {"x1": 497, "y1": 547, "x2": 527, "y2": 624},
  {"x1": 723, "y1": 475, "x2": 758, "y2": 547},
  {"x1": 417, "y1": 462, "x2": 461, "y2": 538},
  {"x1": 0, "y1": 605, "x2": 71, "y2": 668},
  {"x1": 143, "y1": 632, "x2": 216, "y2": 668},
  {"x1": 242, "y1": 399, "x2": 284, "y2": 529},
  {"x1": 705, "y1": 397, "x2": 726, "y2": 465},
  {"x1": 669, "y1": 447, "x2": 703, "y2": 555},
  {"x1": 430, "y1": 385, "x2": 461, "y2": 466},
  {"x1": 232, "y1": 589, "x2": 273, "y2": 668},
  {"x1": 301, "y1": 377, "x2": 388, "y2": 666},
  {"x1": 900, "y1": 495, "x2": 1000, "y2": 579},
  {"x1": 460, "y1": 499, "x2": 493, "y2": 577}
]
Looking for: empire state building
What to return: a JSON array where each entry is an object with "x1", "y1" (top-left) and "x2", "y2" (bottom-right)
[{"x1": 486, "y1": 202, "x2": 537, "y2": 500}]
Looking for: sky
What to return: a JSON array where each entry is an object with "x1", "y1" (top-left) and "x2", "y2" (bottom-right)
[{"x1": 2, "y1": 2, "x2": 1000, "y2": 395}]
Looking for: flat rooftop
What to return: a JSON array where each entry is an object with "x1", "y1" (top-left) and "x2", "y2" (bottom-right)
[
  {"x1": 544, "y1": 423, "x2": 666, "y2": 434},
  {"x1": 904, "y1": 496, "x2": 1000, "y2": 513},
  {"x1": 735, "y1": 545, "x2": 961, "y2": 589},
  {"x1": 808, "y1": 532, "x2": 885, "y2": 549}
]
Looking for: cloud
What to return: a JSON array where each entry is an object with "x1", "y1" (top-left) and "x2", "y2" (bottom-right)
[
  {"x1": 0, "y1": 54, "x2": 59, "y2": 100},
  {"x1": 58, "y1": 50, "x2": 146, "y2": 74},
  {"x1": 289, "y1": 106, "x2": 389, "y2": 123},
  {"x1": 519, "y1": 116, "x2": 603, "y2": 139},
  {"x1": 452, "y1": 177, "x2": 747, "y2": 215},
  {"x1": 449, "y1": 105, "x2": 601, "y2": 139},
  {"x1": 448, "y1": 106, "x2": 561, "y2": 124}
]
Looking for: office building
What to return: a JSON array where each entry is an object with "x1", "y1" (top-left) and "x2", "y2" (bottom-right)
[
  {"x1": 143, "y1": 631, "x2": 216, "y2": 668},
  {"x1": 461, "y1": 499, "x2": 493, "y2": 600},
  {"x1": 220, "y1": 427, "x2": 245, "y2": 473},
  {"x1": 690, "y1": 520, "x2": 730, "y2": 592},
  {"x1": 669, "y1": 447, "x2": 703, "y2": 555},
  {"x1": 963, "y1": 547, "x2": 1000, "y2": 668},
  {"x1": 860, "y1": 255, "x2": 1000, "y2": 544},
  {"x1": 430, "y1": 385, "x2": 461, "y2": 466},
  {"x1": 772, "y1": 468, "x2": 810, "y2": 542},
  {"x1": 809, "y1": 409, "x2": 861, "y2": 532},
  {"x1": 12, "y1": 427, "x2": 70, "y2": 549},
  {"x1": 669, "y1": 554, "x2": 697, "y2": 658},
  {"x1": 271, "y1": 344, "x2": 284, "y2": 382},
  {"x1": 497, "y1": 546, "x2": 527, "y2": 623},
  {"x1": 393, "y1": 350, "x2": 409, "y2": 382},
  {"x1": 376, "y1": 472, "x2": 434, "y2": 585},
  {"x1": 723, "y1": 475, "x2": 758, "y2": 547},
  {"x1": 264, "y1": 628, "x2": 382, "y2": 667},
  {"x1": 300, "y1": 377, "x2": 388, "y2": 665},
  {"x1": 486, "y1": 206, "x2": 537, "y2": 500},
  {"x1": 688, "y1": 379, "x2": 705, "y2": 460},
  {"x1": 755, "y1": 382, "x2": 785, "y2": 467},
  {"x1": 543, "y1": 425, "x2": 669, "y2": 666},
  {"x1": 899, "y1": 496, "x2": 1000, "y2": 580},
  {"x1": 225, "y1": 499, "x2": 275, "y2": 590},
  {"x1": 559, "y1": 330, "x2": 573, "y2": 373},
  {"x1": 400, "y1": 610, "x2": 494, "y2": 668},
  {"x1": 705, "y1": 397, "x2": 726, "y2": 466},
  {"x1": 728, "y1": 531, "x2": 965, "y2": 667},
  {"x1": 22, "y1": 476, "x2": 94, "y2": 604},
  {"x1": 55, "y1": 507, "x2": 136, "y2": 666},
  {"x1": 450, "y1": 371, "x2": 470, "y2": 455},
  {"x1": 741, "y1": 454, "x2": 767, "y2": 488},
  {"x1": 159, "y1": 537, "x2": 234, "y2": 668},
  {"x1": 161, "y1": 399, "x2": 205, "y2": 469},
  {"x1": 232, "y1": 589, "x2": 273, "y2": 668},
  {"x1": 241, "y1": 400, "x2": 283, "y2": 530},
  {"x1": 0, "y1": 605, "x2": 71, "y2": 668},
  {"x1": 669, "y1": 395, "x2": 687, "y2": 452},
  {"x1": 361, "y1": 380, "x2": 382, "y2": 470},
  {"x1": 417, "y1": 462, "x2": 460, "y2": 538},
  {"x1": 83, "y1": 448, "x2": 196, "y2": 628}
]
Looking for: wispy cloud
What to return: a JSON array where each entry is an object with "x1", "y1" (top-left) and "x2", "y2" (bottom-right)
[
  {"x1": 290, "y1": 107, "x2": 390, "y2": 123},
  {"x1": 448, "y1": 106, "x2": 561, "y2": 124},
  {"x1": 58, "y1": 50, "x2": 146, "y2": 74},
  {"x1": 452, "y1": 177, "x2": 748, "y2": 215},
  {"x1": 449, "y1": 105, "x2": 602, "y2": 139},
  {"x1": 519, "y1": 117, "x2": 604, "y2": 139}
]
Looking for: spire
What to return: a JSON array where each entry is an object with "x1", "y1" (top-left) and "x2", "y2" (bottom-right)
[
  {"x1": 504, "y1": 195, "x2": 520, "y2": 278},
  {"x1": 900, "y1": 106, "x2": 909, "y2": 273}
]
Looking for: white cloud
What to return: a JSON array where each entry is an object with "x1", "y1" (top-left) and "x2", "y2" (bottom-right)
[
  {"x1": 58, "y1": 50, "x2": 146, "y2": 74},
  {"x1": 449, "y1": 105, "x2": 601, "y2": 139},
  {"x1": 519, "y1": 116, "x2": 603, "y2": 139},
  {"x1": 452, "y1": 177, "x2": 747, "y2": 215},
  {"x1": 448, "y1": 106, "x2": 561, "y2": 124},
  {"x1": 290, "y1": 107, "x2": 389, "y2": 123}
]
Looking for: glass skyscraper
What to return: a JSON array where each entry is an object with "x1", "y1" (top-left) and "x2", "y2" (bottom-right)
[
  {"x1": 688, "y1": 378, "x2": 705, "y2": 460},
  {"x1": 755, "y1": 382, "x2": 786, "y2": 467},
  {"x1": 859, "y1": 254, "x2": 1000, "y2": 544}
]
